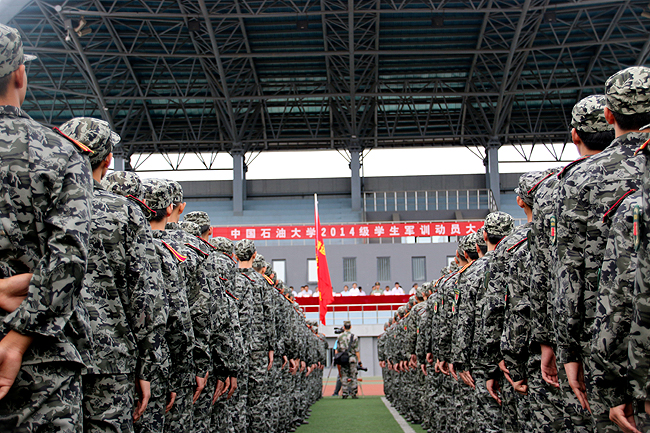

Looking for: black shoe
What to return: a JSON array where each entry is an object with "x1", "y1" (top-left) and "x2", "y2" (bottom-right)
[
  {"x1": 302, "y1": 421, "x2": 309, "y2": 425},
  {"x1": 351, "y1": 395, "x2": 358, "y2": 399},
  {"x1": 342, "y1": 395, "x2": 348, "y2": 399}
]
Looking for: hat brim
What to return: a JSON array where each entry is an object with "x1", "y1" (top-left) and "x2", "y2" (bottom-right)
[{"x1": 23, "y1": 54, "x2": 37, "y2": 62}]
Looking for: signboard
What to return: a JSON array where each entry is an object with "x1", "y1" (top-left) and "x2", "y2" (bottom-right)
[{"x1": 212, "y1": 220, "x2": 483, "y2": 240}]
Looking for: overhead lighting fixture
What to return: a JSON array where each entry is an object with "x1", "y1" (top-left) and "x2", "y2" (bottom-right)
[
  {"x1": 296, "y1": 16, "x2": 309, "y2": 30},
  {"x1": 543, "y1": 10, "x2": 556, "y2": 24},
  {"x1": 431, "y1": 15, "x2": 444, "y2": 27},
  {"x1": 188, "y1": 19, "x2": 200, "y2": 32},
  {"x1": 74, "y1": 17, "x2": 91, "y2": 37}
]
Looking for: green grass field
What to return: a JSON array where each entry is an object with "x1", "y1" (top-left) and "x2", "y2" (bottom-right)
[{"x1": 295, "y1": 396, "x2": 428, "y2": 433}]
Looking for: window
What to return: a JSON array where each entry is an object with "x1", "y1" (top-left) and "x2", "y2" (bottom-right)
[
  {"x1": 412, "y1": 257, "x2": 426, "y2": 281},
  {"x1": 272, "y1": 259, "x2": 286, "y2": 283},
  {"x1": 343, "y1": 257, "x2": 357, "y2": 282},
  {"x1": 307, "y1": 259, "x2": 317, "y2": 283},
  {"x1": 377, "y1": 257, "x2": 391, "y2": 281}
]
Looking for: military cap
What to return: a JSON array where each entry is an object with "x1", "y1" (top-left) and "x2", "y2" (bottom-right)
[
  {"x1": 570, "y1": 95, "x2": 612, "y2": 133},
  {"x1": 605, "y1": 66, "x2": 650, "y2": 115},
  {"x1": 0, "y1": 24, "x2": 36, "y2": 79},
  {"x1": 142, "y1": 178, "x2": 174, "y2": 210},
  {"x1": 397, "y1": 306, "x2": 406, "y2": 317},
  {"x1": 60, "y1": 117, "x2": 120, "y2": 167},
  {"x1": 180, "y1": 220, "x2": 202, "y2": 237},
  {"x1": 234, "y1": 239, "x2": 256, "y2": 261},
  {"x1": 416, "y1": 283, "x2": 429, "y2": 299},
  {"x1": 264, "y1": 265, "x2": 274, "y2": 278},
  {"x1": 515, "y1": 170, "x2": 549, "y2": 208},
  {"x1": 476, "y1": 228, "x2": 486, "y2": 248},
  {"x1": 484, "y1": 211, "x2": 514, "y2": 237},
  {"x1": 211, "y1": 236, "x2": 234, "y2": 254},
  {"x1": 101, "y1": 171, "x2": 155, "y2": 220},
  {"x1": 252, "y1": 253, "x2": 265, "y2": 267},
  {"x1": 343, "y1": 320, "x2": 351, "y2": 326},
  {"x1": 168, "y1": 180, "x2": 184, "y2": 204},
  {"x1": 458, "y1": 233, "x2": 475, "y2": 256},
  {"x1": 184, "y1": 211, "x2": 211, "y2": 234},
  {"x1": 449, "y1": 261, "x2": 459, "y2": 273}
]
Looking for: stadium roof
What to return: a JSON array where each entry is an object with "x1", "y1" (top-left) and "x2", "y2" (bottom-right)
[{"x1": 6, "y1": 0, "x2": 650, "y2": 168}]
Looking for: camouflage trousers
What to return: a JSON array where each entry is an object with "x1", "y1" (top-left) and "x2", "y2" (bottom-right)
[
  {"x1": 193, "y1": 373, "x2": 216, "y2": 433},
  {"x1": 501, "y1": 375, "x2": 521, "y2": 433},
  {"x1": 435, "y1": 372, "x2": 456, "y2": 433},
  {"x1": 420, "y1": 368, "x2": 437, "y2": 431},
  {"x1": 247, "y1": 351, "x2": 270, "y2": 433},
  {"x1": 473, "y1": 369, "x2": 503, "y2": 433},
  {"x1": 527, "y1": 353, "x2": 565, "y2": 433},
  {"x1": 406, "y1": 369, "x2": 425, "y2": 423},
  {"x1": 340, "y1": 361, "x2": 358, "y2": 397},
  {"x1": 133, "y1": 368, "x2": 166, "y2": 433},
  {"x1": 0, "y1": 361, "x2": 82, "y2": 432},
  {"x1": 83, "y1": 372, "x2": 135, "y2": 433},
  {"x1": 456, "y1": 377, "x2": 476, "y2": 432},
  {"x1": 224, "y1": 371, "x2": 248, "y2": 433},
  {"x1": 164, "y1": 385, "x2": 194, "y2": 433},
  {"x1": 584, "y1": 356, "x2": 620, "y2": 433}
]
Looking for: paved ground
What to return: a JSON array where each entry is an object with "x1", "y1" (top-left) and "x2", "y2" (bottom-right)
[{"x1": 322, "y1": 376, "x2": 385, "y2": 396}]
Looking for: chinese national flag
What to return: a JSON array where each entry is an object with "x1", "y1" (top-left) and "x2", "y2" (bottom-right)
[{"x1": 314, "y1": 194, "x2": 333, "y2": 325}]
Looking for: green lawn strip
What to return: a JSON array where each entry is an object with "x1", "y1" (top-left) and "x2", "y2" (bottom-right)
[{"x1": 296, "y1": 396, "x2": 404, "y2": 433}]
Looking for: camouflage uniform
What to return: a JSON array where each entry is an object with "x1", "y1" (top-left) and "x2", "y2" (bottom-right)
[
  {"x1": 61, "y1": 118, "x2": 168, "y2": 433},
  {"x1": 0, "y1": 24, "x2": 93, "y2": 431},
  {"x1": 554, "y1": 68, "x2": 648, "y2": 430},
  {"x1": 337, "y1": 325, "x2": 360, "y2": 398}
]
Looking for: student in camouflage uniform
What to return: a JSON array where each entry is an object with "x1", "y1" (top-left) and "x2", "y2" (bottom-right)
[
  {"x1": 60, "y1": 117, "x2": 168, "y2": 433},
  {"x1": 554, "y1": 67, "x2": 649, "y2": 430},
  {"x1": 336, "y1": 320, "x2": 360, "y2": 398},
  {"x1": 0, "y1": 24, "x2": 94, "y2": 432},
  {"x1": 103, "y1": 171, "x2": 195, "y2": 433}
]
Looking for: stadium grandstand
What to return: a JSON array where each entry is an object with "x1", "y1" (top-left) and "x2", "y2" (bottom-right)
[{"x1": 3, "y1": 0, "x2": 650, "y2": 377}]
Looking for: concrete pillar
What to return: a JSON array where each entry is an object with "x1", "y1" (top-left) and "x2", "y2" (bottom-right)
[
  {"x1": 232, "y1": 151, "x2": 245, "y2": 216},
  {"x1": 485, "y1": 138, "x2": 501, "y2": 210},
  {"x1": 350, "y1": 149, "x2": 362, "y2": 212},
  {"x1": 113, "y1": 156, "x2": 125, "y2": 172}
]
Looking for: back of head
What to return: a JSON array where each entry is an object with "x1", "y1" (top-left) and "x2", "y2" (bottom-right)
[
  {"x1": 234, "y1": 239, "x2": 256, "y2": 261},
  {"x1": 142, "y1": 178, "x2": 174, "y2": 222},
  {"x1": 211, "y1": 236, "x2": 234, "y2": 254},
  {"x1": 180, "y1": 220, "x2": 202, "y2": 237},
  {"x1": 483, "y1": 211, "x2": 514, "y2": 244},
  {"x1": 0, "y1": 24, "x2": 36, "y2": 98},
  {"x1": 571, "y1": 94, "x2": 614, "y2": 151},
  {"x1": 606, "y1": 67, "x2": 650, "y2": 131},
  {"x1": 101, "y1": 171, "x2": 154, "y2": 220},
  {"x1": 183, "y1": 211, "x2": 211, "y2": 236},
  {"x1": 59, "y1": 117, "x2": 120, "y2": 170}
]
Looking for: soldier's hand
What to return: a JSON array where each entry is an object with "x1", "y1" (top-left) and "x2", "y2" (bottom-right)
[
  {"x1": 564, "y1": 362, "x2": 591, "y2": 413},
  {"x1": 426, "y1": 353, "x2": 434, "y2": 364},
  {"x1": 0, "y1": 273, "x2": 32, "y2": 313},
  {"x1": 0, "y1": 331, "x2": 32, "y2": 400},
  {"x1": 420, "y1": 364, "x2": 427, "y2": 376},
  {"x1": 486, "y1": 378, "x2": 501, "y2": 405},
  {"x1": 282, "y1": 356, "x2": 288, "y2": 369},
  {"x1": 134, "y1": 379, "x2": 150, "y2": 421},
  {"x1": 459, "y1": 371, "x2": 475, "y2": 389},
  {"x1": 166, "y1": 391, "x2": 176, "y2": 413},
  {"x1": 439, "y1": 360, "x2": 449, "y2": 375},
  {"x1": 300, "y1": 361, "x2": 306, "y2": 373},
  {"x1": 540, "y1": 344, "x2": 559, "y2": 388},
  {"x1": 449, "y1": 363, "x2": 458, "y2": 381},
  {"x1": 609, "y1": 402, "x2": 641, "y2": 433},
  {"x1": 228, "y1": 377, "x2": 237, "y2": 399},
  {"x1": 193, "y1": 372, "x2": 208, "y2": 404},
  {"x1": 267, "y1": 350, "x2": 274, "y2": 371},
  {"x1": 499, "y1": 360, "x2": 515, "y2": 388},
  {"x1": 512, "y1": 379, "x2": 528, "y2": 395},
  {"x1": 213, "y1": 379, "x2": 226, "y2": 404}
]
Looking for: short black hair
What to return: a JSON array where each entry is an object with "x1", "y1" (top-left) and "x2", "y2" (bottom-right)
[
  {"x1": 466, "y1": 249, "x2": 479, "y2": 261},
  {"x1": 151, "y1": 208, "x2": 168, "y2": 223},
  {"x1": 576, "y1": 129, "x2": 615, "y2": 151},
  {"x1": 478, "y1": 244, "x2": 487, "y2": 255},
  {"x1": 0, "y1": 73, "x2": 13, "y2": 98},
  {"x1": 612, "y1": 111, "x2": 650, "y2": 132},
  {"x1": 486, "y1": 231, "x2": 506, "y2": 246},
  {"x1": 343, "y1": 323, "x2": 351, "y2": 330}
]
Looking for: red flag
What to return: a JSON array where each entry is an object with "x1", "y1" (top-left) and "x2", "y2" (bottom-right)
[{"x1": 315, "y1": 194, "x2": 333, "y2": 325}]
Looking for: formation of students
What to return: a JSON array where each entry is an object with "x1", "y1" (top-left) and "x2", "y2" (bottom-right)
[
  {"x1": 379, "y1": 66, "x2": 650, "y2": 433},
  {"x1": 0, "y1": 22, "x2": 327, "y2": 433}
]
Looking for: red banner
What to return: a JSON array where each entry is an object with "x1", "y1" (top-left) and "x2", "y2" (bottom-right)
[{"x1": 212, "y1": 221, "x2": 484, "y2": 240}]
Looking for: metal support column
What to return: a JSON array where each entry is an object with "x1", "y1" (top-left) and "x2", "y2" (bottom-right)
[
  {"x1": 113, "y1": 156, "x2": 125, "y2": 171},
  {"x1": 485, "y1": 138, "x2": 501, "y2": 210},
  {"x1": 350, "y1": 149, "x2": 362, "y2": 212},
  {"x1": 233, "y1": 151, "x2": 245, "y2": 216}
]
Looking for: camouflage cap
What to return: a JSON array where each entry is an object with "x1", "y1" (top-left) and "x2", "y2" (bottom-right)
[
  {"x1": 168, "y1": 180, "x2": 184, "y2": 204},
  {"x1": 475, "y1": 228, "x2": 486, "y2": 248},
  {"x1": 0, "y1": 24, "x2": 36, "y2": 79},
  {"x1": 101, "y1": 171, "x2": 155, "y2": 220},
  {"x1": 234, "y1": 239, "x2": 256, "y2": 261},
  {"x1": 571, "y1": 95, "x2": 612, "y2": 133},
  {"x1": 484, "y1": 211, "x2": 514, "y2": 237},
  {"x1": 397, "y1": 306, "x2": 406, "y2": 317},
  {"x1": 605, "y1": 66, "x2": 650, "y2": 115},
  {"x1": 142, "y1": 178, "x2": 174, "y2": 210},
  {"x1": 458, "y1": 233, "x2": 475, "y2": 256},
  {"x1": 183, "y1": 211, "x2": 211, "y2": 235},
  {"x1": 180, "y1": 220, "x2": 202, "y2": 237},
  {"x1": 60, "y1": 117, "x2": 120, "y2": 167},
  {"x1": 210, "y1": 236, "x2": 234, "y2": 254},
  {"x1": 515, "y1": 170, "x2": 549, "y2": 208},
  {"x1": 449, "y1": 261, "x2": 459, "y2": 273},
  {"x1": 252, "y1": 254, "x2": 266, "y2": 269}
]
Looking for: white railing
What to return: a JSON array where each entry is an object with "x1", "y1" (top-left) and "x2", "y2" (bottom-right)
[{"x1": 363, "y1": 189, "x2": 496, "y2": 213}]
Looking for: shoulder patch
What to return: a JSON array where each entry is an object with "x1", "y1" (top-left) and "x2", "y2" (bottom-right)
[
  {"x1": 603, "y1": 189, "x2": 636, "y2": 224},
  {"x1": 161, "y1": 241, "x2": 187, "y2": 263},
  {"x1": 185, "y1": 243, "x2": 209, "y2": 258},
  {"x1": 507, "y1": 237, "x2": 528, "y2": 252},
  {"x1": 557, "y1": 156, "x2": 589, "y2": 179},
  {"x1": 549, "y1": 215, "x2": 557, "y2": 245},
  {"x1": 198, "y1": 237, "x2": 218, "y2": 250},
  {"x1": 52, "y1": 127, "x2": 94, "y2": 154}
]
